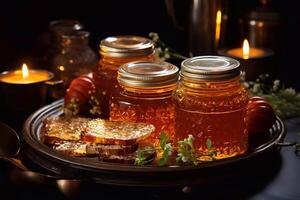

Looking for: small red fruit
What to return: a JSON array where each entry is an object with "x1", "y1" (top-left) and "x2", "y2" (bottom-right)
[
  {"x1": 64, "y1": 74, "x2": 94, "y2": 115},
  {"x1": 247, "y1": 96, "x2": 277, "y2": 135}
]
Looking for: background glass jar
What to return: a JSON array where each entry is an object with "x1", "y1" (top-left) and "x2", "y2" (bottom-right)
[
  {"x1": 93, "y1": 35, "x2": 155, "y2": 119},
  {"x1": 44, "y1": 19, "x2": 84, "y2": 70},
  {"x1": 173, "y1": 56, "x2": 249, "y2": 160},
  {"x1": 109, "y1": 61, "x2": 179, "y2": 146},
  {"x1": 50, "y1": 31, "x2": 98, "y2": 98}
]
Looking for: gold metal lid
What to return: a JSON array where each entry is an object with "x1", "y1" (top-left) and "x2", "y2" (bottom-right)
[
  {"x1": 181, "y1": 56, "x2": 241, "y2": 81},
  {"x1": 118, "y1": 61, "x2": 179, "y2": 89},
  {"x1": 99, "y1": 36, "x2": 154, "y2": 58}
]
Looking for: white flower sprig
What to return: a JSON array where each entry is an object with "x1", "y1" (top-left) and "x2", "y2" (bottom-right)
[
  {"x1": 149, "y1": 32, "x2": 187, "y2": 61},
  {"x1": 176, "y1": 134, "x2": 198, "y2": 165},
  {"x1": 244, "y1": 74, "x2": 300, "y2": 119}
]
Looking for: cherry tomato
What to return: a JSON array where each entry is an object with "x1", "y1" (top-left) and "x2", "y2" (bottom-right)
[
  {"x1": 64, "y1": 75, "x2": 94, "y2": 113},
  {"x1": 247, "y1": 96, "x2": 276, "y2": 135}
]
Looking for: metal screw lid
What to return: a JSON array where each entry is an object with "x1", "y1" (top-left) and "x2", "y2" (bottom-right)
[
  {"x1": 100, "y1": 36, "x2": 154, "y2": 58},
  {"x1": 181, "y1": 56, "x2": 241, "y2": 81},
  {"x1": 118, "y1": 61, "x2": 179, "y2": 89}
]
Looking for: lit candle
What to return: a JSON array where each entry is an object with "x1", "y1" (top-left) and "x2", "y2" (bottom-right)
[
  {"x1": 215, "y1": 10, "x2": 222, "y2": 46},
  {"x1": 0, "y1": 64, "x2": 54, "y2": 129},
  {"x1": 225, "y1": 39, "x2": 267, "y2": 59},
  {"x1": 218, "y1": 39, "x2": 274, "y2": 80},
  {"x1": 0, "y1": 64, "x2": 52, "y2": 84}
]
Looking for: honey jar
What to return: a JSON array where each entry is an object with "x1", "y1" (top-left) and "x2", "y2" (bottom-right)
[
  {"x1": 173, "y1": 56, "x2": 249, "y2": 159},
  {"x1": 109, "y1": 61, "x2": 179, "y2": 146},
  {"x1": 93, "y1": 36, "x2": 155, "y2": 118}
]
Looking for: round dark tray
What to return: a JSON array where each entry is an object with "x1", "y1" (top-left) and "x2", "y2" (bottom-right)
[{"x1": 22, "y1": 99, "x2": 286, "y2": 187}]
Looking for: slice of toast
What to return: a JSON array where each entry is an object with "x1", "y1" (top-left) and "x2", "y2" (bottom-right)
[
  {"x1": 100, "y1": 148, "x2": 156, "y2": 164},
  {"x1": 52, "y1": 141, "x2": 138, "y2": 157},
  {"x1": 82, "y1": 119, "x2": 155, "y2": 145},
  {"x1": 87, "y1": 143, "x2": 138, "y2": 156},
  {"x1": 52, "y1": 141, "x2": 89, "y2": 157},
  {"x1": 42, "y1": 117, "x2": 90, "y2": 144}
]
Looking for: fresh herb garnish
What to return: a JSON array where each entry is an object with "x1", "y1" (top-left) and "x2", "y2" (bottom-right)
[
  {"x1": 135, "y1": 133, "x2": 220, "y2": 166},
  {"x1": 206, "y1": 138, "x2": 212, "y2": 150},
  {"x1": 157, "y1": 132, "x2": 173, "y2": 166},
  {"x1": 149, "y1": 32, "x2": 187, "y2": 61},
  {"x1": 134, "y1": 148, "x2": 146, "y2": 166},
  {"x1": 176, "y1": 134, "x2": 197, "y2": 165},
  {"x1": 243, "y1": 74, "x2": 300, "y2": 119}
]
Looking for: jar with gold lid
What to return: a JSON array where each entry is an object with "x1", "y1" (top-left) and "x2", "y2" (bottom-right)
[
  {"x1": 109, "y1": 61, "x2": 179, "y2": 146},
  {"x1": 173, "y1": 56, "x2": 249, "y2": 160},
  {"x1": 93, "y1": 36, "x2": 155, "y2": 118}
]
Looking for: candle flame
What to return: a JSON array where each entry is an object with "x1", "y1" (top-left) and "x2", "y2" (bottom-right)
[
  {"x1": 22, "y1": 64, "x2": 29, "y2": 79},
  {"x1": 243, "y1": 39, "x2": 250, "y2": 59},
  {"x1": 215, "y1": 10, "x2": 222, "y2": 45}
]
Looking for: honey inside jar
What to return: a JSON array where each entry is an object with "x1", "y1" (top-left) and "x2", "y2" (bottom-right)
[
  {"x1": 93, "y1": 36, "x2": 155, "y2": 118},
  {"x1": 173, "y1": 56, "x2": 249, "y2": 159},
  {"x1": 109, "y1": 61, "x2": 179, "y2": 146}
]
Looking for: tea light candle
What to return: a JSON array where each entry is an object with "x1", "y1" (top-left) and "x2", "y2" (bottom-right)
[
  {"x1": 218, "y1": 39, "x2": 274, "y2": 80},
  {"x1": 226, "y1": 39, "x2": 266, "y2": 59},
  {"x1": 0, "y1": 64, "x2": 52, "y2": 84},
  {"x1": 0, "y1": 64, "x2": 54, "y2": 130}
]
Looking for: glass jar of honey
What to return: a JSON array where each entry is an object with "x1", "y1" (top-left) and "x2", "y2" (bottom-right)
[
  {"x1": 109, "y1": 61, "x2": 179, "y2": 146},
  {"x1": 173, "y1": 56, "x2": 249, "y2": 159},
  {"x1": 93, "y1": 36, "x2": 155, "y2": 118}
]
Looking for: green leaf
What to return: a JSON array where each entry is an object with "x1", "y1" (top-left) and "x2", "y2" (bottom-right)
[
  {"x1": 157, "y1": 133, "x2": 173, "y2": 166},
  {"x1": 158, "y1": 153, "x2": 168, "y2": 166},
  {"x1": 134, "y1": 148, "x2": 146, "y2": 166},
  {"x1": 176, "y1": 135, "x2": 197, "y2": 165},
  {"x1": 206, "y1": 138, "x2": 212, "y2": 150},
  {"x1": 159, "y1": 132, "x2": 168, "y2": 149}
]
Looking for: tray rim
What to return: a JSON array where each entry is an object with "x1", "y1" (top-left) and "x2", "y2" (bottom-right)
[{"x1": 22, "y1": 99, "x2": 286, "y2": 174}]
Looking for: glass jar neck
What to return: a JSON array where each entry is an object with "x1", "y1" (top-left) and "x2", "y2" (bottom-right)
[
  {"x1": 60, "y1": 37, "x2": 89, "y2": 47},
  {"x1": 180, "y1": 76, "x2": 242, "y2": 93},
  {"x1": 120, "y1": 85, "x2": 175, "y2": 99},
  {"x1": 99, "y1": 54, "x2": 155, "y2": 70},
  {"x1": 49, "y1": 20, "x2": 83, "y2": 34},
  {"x1": 58, "y1": 31, "x2": 90, "y2": 49}
]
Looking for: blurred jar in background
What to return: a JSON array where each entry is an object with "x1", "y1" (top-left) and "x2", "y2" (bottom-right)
[
  {"x1": 50, "y1": 31, "x2": 98, "y2": 98},
  {"x1": 93, "y1": 36, "x2": 155, "y2": 119},
  {"x1": 46, "y1": 20, "x2": 83, "y2": 63},
  {"x1": 36, "y1": 19, "x2": 84, "y2": 69},
  {"x1": 243, "y1": 0, "x2": 281, "y2": 51},
  {"x1": 240, "y1": 0, "x2": 281, "y2": 78}
]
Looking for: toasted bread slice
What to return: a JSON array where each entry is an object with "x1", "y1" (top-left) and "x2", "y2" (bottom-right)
[
  {"x1": 82, "y1": 119, "x2": 155, "y2": 145},
  {"x1": 51, "y1": 140, "x2": 138, "y2": 157},
  {"x1": 42, "y1": 117, "x2": 90, "y2": 144},
  {"x1": 52, "y1": 141, "x2": 90, "y2": 157},
  {"x1": 100, "y1": 154, "x2": 136, "y2": 164},
  {"x1": 89, "y1": 143, "x2": 138, "y2": 156},
  {"x1": 100, "y1": 149, "x2": 156, "y2": 164}
]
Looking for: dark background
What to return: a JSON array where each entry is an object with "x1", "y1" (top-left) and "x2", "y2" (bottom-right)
[{"x1": 0, "y1": 0, "x2": 299, "y2": 89}]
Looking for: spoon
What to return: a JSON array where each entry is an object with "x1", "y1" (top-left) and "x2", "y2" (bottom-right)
[
  {"x1": 0, "y1": 121, "x2": 82, "y2": 196},
  {"x1": 0, "y1": 121, "x2": 27, "y2": 170}
]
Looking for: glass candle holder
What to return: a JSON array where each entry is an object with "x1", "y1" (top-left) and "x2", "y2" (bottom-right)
[
  {"x1": 218, "y1": 39, "x2": 274, "y2": 80},
  {"x1": 0, "y1": 67, "x2": 54, "y2": 130}
]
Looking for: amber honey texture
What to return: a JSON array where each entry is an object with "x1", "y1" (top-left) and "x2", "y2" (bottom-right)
[
  {"x1": 173, "y1": 77, "x2": 249, "y2": 159},
  {"x1": 93, "y1": 55, "x2": 154, "y2": 118},
  {"x1": 109, "y1": 91, "x2": 175, "y2": 146}
]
